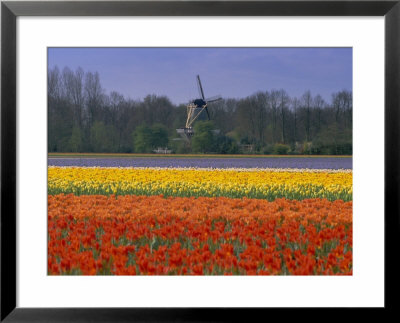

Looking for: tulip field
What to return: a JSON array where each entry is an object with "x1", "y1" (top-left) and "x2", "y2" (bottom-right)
[{"x1": 48, "y1": 157, "x2": 352, "y2": 275}]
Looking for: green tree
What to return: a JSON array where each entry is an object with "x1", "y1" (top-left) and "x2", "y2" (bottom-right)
[
  {"x1": 192, "y1": 121, "x2": 215, "y2": 153},
  {"x1": 273, "y1": 143, "x2": 290, "y2": 155},
  {"x1": 132, "y1": 125, "x2": 153, "y2": 153},
  {"x1": 67, "y1": 126, "x2": 83, "y2": 152},
  {"x1": 151, "y1": 123, "x2": 169, "y2": 148},
  {"x1": 90, "y1": 121, "x2": 116, "y2": 152},
  {"x1": 214, "y1": 134, "x2": 240, "y2": 154}
]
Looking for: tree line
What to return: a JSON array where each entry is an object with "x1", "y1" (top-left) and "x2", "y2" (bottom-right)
[{"x1": 48, "y1": 66, "x2": 352, "y2": 155}]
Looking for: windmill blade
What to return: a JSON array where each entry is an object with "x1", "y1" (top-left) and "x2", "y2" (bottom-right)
[
  {"x1": 196, "y1": 75, "x2": 205, "y2": 100},
  {"x1": 206, "y1": 95, "x2": 222, "y2": 103},
  {"x1": 205, "y1": 106, "x2": 211, "y2": 120}
]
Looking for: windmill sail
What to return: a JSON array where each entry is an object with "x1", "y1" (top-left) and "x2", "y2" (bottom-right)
[
  {"x1": 206, "y1": 95, "x2": 222, "y2": 103},
  {"x1": 196, "y1": 75, "x2": 205, "y2": 100},
  {"x1": 205, "y1": 106, "x2": 211, "y2": 120}
]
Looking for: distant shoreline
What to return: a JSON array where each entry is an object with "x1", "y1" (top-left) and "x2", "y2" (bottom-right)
[{"x1": 48, "y1": 153, "x2": 352, "y2": 159}]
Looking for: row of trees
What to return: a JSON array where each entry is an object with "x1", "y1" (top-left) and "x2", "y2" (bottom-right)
[{"x1": 48, "y1": 66, "x2": 352, "y2": 155}]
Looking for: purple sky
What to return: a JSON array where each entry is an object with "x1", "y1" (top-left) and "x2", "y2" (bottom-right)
[{"x1": 48, "y1": 47, "x2": 352, "y2": 105}]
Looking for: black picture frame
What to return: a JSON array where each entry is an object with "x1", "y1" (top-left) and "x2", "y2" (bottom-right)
[{"x1": 1, "y1": 0, "x2": 399, "y2": 321}]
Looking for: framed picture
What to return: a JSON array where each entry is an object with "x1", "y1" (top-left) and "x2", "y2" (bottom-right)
[{"x1": 1, "y1": 0, "x2": 399, "y2": 321}]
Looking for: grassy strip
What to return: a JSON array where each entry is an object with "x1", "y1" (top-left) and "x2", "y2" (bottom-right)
[{"x1": 48, "y1": 185, "x2": 352, "y2": 202}]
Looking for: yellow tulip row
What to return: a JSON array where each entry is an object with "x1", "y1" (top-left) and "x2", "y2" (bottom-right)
[{"x1": 48, "y1": 166, "x2": 352, "y2": 201}]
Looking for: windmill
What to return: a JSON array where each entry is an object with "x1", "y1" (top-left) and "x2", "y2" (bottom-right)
[{"x1": 176, "y1": 75, "x2": 222, "y2": 141}]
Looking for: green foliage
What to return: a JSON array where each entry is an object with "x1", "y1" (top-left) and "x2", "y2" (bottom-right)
[
  {"x1": 150, "y1": 123, "x2": 169, "y2": 148},
  {"x1": 48, "y1": 100, "x2": 74, "y2": 152},
  {"x1": 132, "y1": 125, "x2": 153, "y2": 153},
  {"x1": 170, "y1": 138, "x2": 191, "y2": 154},
  {"x1": 192, "y1": 121, "x2": 215, "y2": 153},
  {"x1": 311, "y1": 126, "x2": 352, "y2": 155},
  {"x1": 90, "y1": 121, "x2": 117, "y2": 153},
  {"x1": 273, "y1": 143, "x2": 290, "y2": 155},
  {"x1": 67, "y1": 127, "x2": 83, "y2": 152},
  {"x1": 301, "y1": 142, "x2": 312, "y2": 155},
  {"x1": 262, "y1": 144, "x2": 274, "y2": 155},
  {"x1": 132, "y1": 123, "x2": 169, "y2": 153},
  {"x1": 48, "y1": 181, "x2": 352, "y2": 202},
  {"x1": 214, "y1": 134, "x2": 240, "y2": 154},
  {"x1": 311, "y1": 141, "x2": 352, "y2": 155}
]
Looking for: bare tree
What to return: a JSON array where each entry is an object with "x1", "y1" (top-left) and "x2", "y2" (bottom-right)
[
  {"x1": 269, "y1": 90, "x2": 279, "y2": 143},
  {"x1": 84, "y1": 71, "x2": 104, "y2": 128},
  {"x1": 302, "y1": 90, "x2": 313, "y2": 142},
  {"x1": 48, "y1": 66, "x2": 61, "y2": 102},
  {"x1": 235, "y1": 96, "x2": 258, "y2": 144},
  {"x1": 109, "y1": 91, "x2": 124, "y2": 124},
  {"x1": 291, "y1": 97, "x2": 300, "y2": 144},
  {"x1": 332, "y1": 91, "x2": 346, "y2": 126},
  {"x1": 313, "y1": 94, "x2": 325, "y2": 134},
  {"x1": 278, "y1": 89, "x2": 290, "y2": 143},
  {"x1": 343, "y1": 90, "x2": 352, "y2": 129},
  {"x1": 72, "y1": 67, "x2": 84, "y2": 127},
  {"x1": 61, "y1": 67, "x2": 85, "y2": 128},
  {"x1": 254, "y1": 92, "x2": 268, "y2": 144}
]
